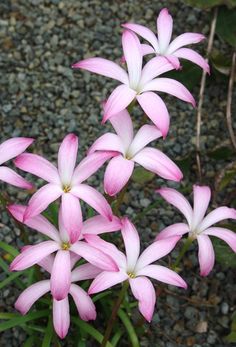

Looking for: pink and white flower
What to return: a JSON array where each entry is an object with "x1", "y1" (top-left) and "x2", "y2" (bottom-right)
[
  {"x1": 156, "y1": 185, "x2": 236, "y2": 276},
  {"x1": 123, "y1": 8, "x2": 209, "y2": 72},
  {"x1": 85, "y1": 218, "x2": 187, "y2": 322},
  {"x1": 0, "y1": 137, "x2": 34, "y2": 189},
  {"x1": 15, "y1": 253, "x2": 101, "y2": 339},
  {"x1": 72, "y1": 30, "x2": 195, "y2": 136},
  {"x1": 14, "y1": 133, "x2": 115, "y2": 242},
  {"x1": 9, "y1": 204, "x2": 118, "y2": 300},
  {"x1": 88, "y1": 109, "x2": 183, "y2": 196}
]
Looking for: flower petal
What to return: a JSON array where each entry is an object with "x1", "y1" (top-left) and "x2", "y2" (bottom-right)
[
  {"x1": 137, "y1": 265, "x2": 187, "y2": 288},
  {"x1": 15, "y1": 280, "x2": 50, "y2": 315},
  {"x1": 88, "y1": 271, "x2": 128, "y2": 294},
  {"x1": 10, "y1": 240, "x2": 59, "y2": 271},
  {"x1": 141, "y1": 43, "x2": 156, "y2": 56},
  {"x1": 38, "y1": 254, "x2": 55, "y2": 273},
  {"x1": 203, "y1": 227, "x2": 236, "y2": 252},
  {"x1": 192, "y1": 185, "x2": 211, "y2": 230},
  {"x1": 164, "y1": 55, "x2": 181, "y2": 69},
  {"x1": 8, "y1": 204, "x2": 60, "y2": 242},
  {"x1": 142, "y1": 77, "x2": 195, "y2": 107},
  {"x1": 71, "y1": 241, "x2": 119, "y2": 271},
  {"x1": 128, "y1": 124, "x2": 162, "y2": 157},
  {"x1": 133, "y1": 147, "x2": 183, "y2": 182},
  {"x1": 61, "y1": 193, "x2": 82, "y2": 243},
  {"x1": 109, "y1": 109, "x2": 134, "y2": 150},
  {"x1": 122, "y1": 30, "x2": 142, "y2": 88},
  {"x1": 14, "y1": 153, "x2": 60, "y2": 184},
  {"x1": 174, "y1": 48, "x2": 210, "y2": 73},
  {"x1": 198, "y1": 207, "x2": 236, "y2": 232},
  {"x1": 156, "y1": 223, "x2": 190, "y2": 241},
  {"x1": 71, "y1": 263, "x2": 102, "y2": 282},
  {"x1": 103, "y1": 85, "x2": 136, "y2": 123},
  {"x1": 51, "y1": 250, "x2": 71, "y2": 300},
  {"x1": 71, "y1": 184, "x2": 112, "y2": 220},
  {"x1": 157, "y1": 8, "x2": 173, "y2": 53},
  {"x1": 0, "y1": 167, "x2": 33, "y2": 189},
  {"x1": 72, "y1": 57, "x2": 129, "y2": 84},
  {"x1": 104, "y1": 155, "x2": 134, "y2": 196},
  {"x1": 197, "y1": 234, "x2": 215, "y2": 276},
  {"x1": 87, "y1": 133, "x2": 124, "y2": 155},
  {"x1": 0, "y1": 137, "x2": 34, "y2": 165},
  {"x1": 135, "y1": 236, "x2": 180, "y2": 271},
  {"x1": 58, "y1": 134, "x2": 78, "y2": 185},
  {"x1": 121, "y1": 217, "x2": 140, "y2": 271},
  {"x1": 129, "y1": 276, "x2": 155, "y2": 322},
  {"x1": 122, "y1": 23, "x2": 159, "y2": 51},
  {"x1": 157, "y1": 187, "x2": 193, "y2": 226},
  {"x1": 72, "y1": 151, "x2": 115, "y2": 184},
  {"x1": 24, "y1": 183, "x2": 62, "y2": 221},
  {"x1": 81, "y1": 215, "x2": 121, "y2": 236},
  {"x1": 53, "y1": 297, "x2": 70, "y2": 339},
  {"x1": 137, "y1": 92, "x2": 170, "y2": 138},
  {"x1": 167, "y1": 33, "x2": 205, "y2": 54},
  {"x1": 69, "y1": 284, "x2": 96, "y2": 321}
]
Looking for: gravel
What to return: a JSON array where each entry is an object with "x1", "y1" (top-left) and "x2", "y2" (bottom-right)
[{"x1": 1, "y1": 0, "x2": 236, "y2": 346}]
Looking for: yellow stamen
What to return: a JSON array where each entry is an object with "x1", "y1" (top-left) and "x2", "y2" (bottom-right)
[
  {"x1": 127, "y1": 272, "x2": 136, "y2": 279},
  {"x1": 61, "y1": 242, "x2": 70, "y2": 250},
  {"x1": 63, "y1": 185, "x2": 71, "y2": 193}
]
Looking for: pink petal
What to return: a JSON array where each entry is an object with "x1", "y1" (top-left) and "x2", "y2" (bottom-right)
[
  {"x1": 88, "y1": 270, "x2": 128, "y2": 294},
  {"x1": 192, "y1": 185, "x2": 211, "y2": 230},
  {"x1": 0, "y1": 137, "x2": 34, "y2": 165},
  {"x1": 24, "y1": 183, "x2": 62, "y2": 221},
  {"x1": 15, "y1": 280, "x2": 50, "y2": 315},
  {"x1": 14, "y1": 153, "x2": 60, "y2": 184},
  {"x1": 133, "y1": 147, "x2": 183, "y2": 182},
  {"x1": 135, "y1": 236, "x2": 180, "y2": 271},
  {"x1": 142, "y1": 77, "x2": 195, "y2": 107},
  {"x1": 71, "y1": 184, "x2": 112, "y2": 220},
  {"x1": 141, "y1": 43, "x2": 156, "y2": 56},
  {"x1": 10, "y1": 240, "x2": 59, "y2": 271},
  {"x1": 72, "y1": 57, "x2": 129, "y2": 84},
  {"x1": 58, "y1": 134, "x2": 78, "y2": 185},
  {"x1": 122, "y1": 30, "x2": 142, "y2": 88},
  {"x1": 197, "y1": 234, "x2": 215, "y2": 276},
  {"x1": 174, "y1": 48, "x2": 210, "y2": 73},
  {"x1": 71, "y1": 263, "x2": 102, "y2": 282},
  {"x1": 109, "y1": 109, "x2": 134, "y2": 150},
  {"x1": 121, "y1": 217, "x2": 140, "y2": 270},
  {"x1": 129, "y1": 276, "x2": 156, "y2": 322},
  {"x1": 156, "y1": 223, "x2": 190, "y2": 241},
  {"x1": 38, "y1": 254, "x2": 55, "y2": 273},
  {"x1": 139, "y1": 56, "x2": 175, "y2": 86},
  {"x1": 72, "y1": 151, "x2": 115, "y2": 185},
  {"x1": 137, "y1": 92, "x2": 170, "y2": 138},
  {"x1": 61, "y1": 193, "x2": 82, "y2": 243},
  {"x1": 51, "y1": 250, "x2": 71, "y2": 300},
  {"x1": 164, "y1": 55, "x2": 181, "y2": 69},
  {"x1": 70, "y1": 241, "x2": 119, "y2": 271},
  {"x1": 0, "y1": 167, "x2": 33, "y2": 190},
  {"x1": 84, "y1": 234, "x2": 126, "y2": 268},
  {"x1": 103, "y1": 84, "x2": 136, "y2": 123},
  {"x1": 88, "y1": 133, "x2": 124, "y2": 155},
  {"x1": 53, "y1": 297, "x2": 70, "y2": 339},
  {"x1": 203, "y1": 227, "x2": 236, "y2": 252},
  {"x1": 81, "y1": 215, "x2": 121, "y2": 236},
  {"x1": 167, "y1": 33, "x2": 205, "y2": 54},
  {"x1": 128, "y1": 124, "x2": 162, "y2": 157},
  {"x1": 137, "y1": 264, "x2": 187, "y2": 288},
  {"x1": 122, "y1": 23, "x2": 159, "y2": 52},
  {"x1": 157, "y1": 8, "x2": 173, "y2": 53},
  {"x1": 198, "y1": 207, "x2": 236, "y2": 232},
  {"x1": 69, "y1": 284, "x2": 96, "y2": 321},
  {"x1": 157, "y1": 187, "x2": 193, "y2": 226},
  {"x1": 104, "y1": 155, "x2": 134, "y2": 196},
  {"x1": 8, "y1": 204, "x2": 60, "y2": 242}
]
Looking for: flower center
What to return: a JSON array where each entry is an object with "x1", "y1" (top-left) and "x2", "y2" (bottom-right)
[
  {"x1": 127, "y1": 272, "x2": 136, "y2": 279},
  {"x1": 61, "y1": 242, "x2": 70, "y2": 250},
  {"x1": 63, "y1": 185, "x2": 71, "y2": 193}
]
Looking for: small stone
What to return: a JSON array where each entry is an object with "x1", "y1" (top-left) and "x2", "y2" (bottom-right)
[{"x1": 221, "y1": 302, "x2": 229, "y2": 315}]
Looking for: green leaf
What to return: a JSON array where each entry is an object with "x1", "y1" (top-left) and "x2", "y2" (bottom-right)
[
  {"x1": 92, "y1": 290, "x2": 112, "y2": 303},
  {"x1": 0, "y1": 312, "x2": 20, "y2": 319},
  {"x1": 118, "y1": 309, "x2": 140, "y2": 347},
  {"x1": 0, "y1": 241, "x2": 19, "y2": 257},
  {"x1": 183, "y1": 0, "x2": 236, "y2": 9},
  {"x1": 43, "y1": 202, "x2": 58, "y2": 226},
  {"x1": 213, "y1": 238, "x2": 236, "y2": 268},
  {"x1": 23, "y1": 336, "x2": 35, "y2": 347},
  {"x1": 0, "y1": 310, "x2": 49, "y2": 332},
  {"x1": 165, "y1": 61, "x2": 202, "y2": 89},
  {"x1": 0, "y1": 271, "x2": 24, "y2": 289},
  {"x1": 132, "y1": 167, "x2": 154, "y2": 184},
  {"x1": 225, "y1": 331, "x2": 236, "y2": 342},
  {"x1": 175, "y1": 154, "x2": 192, "y2": 177},
  {"x1": 216, "y1": 6, "x2": 236, "y2": 47},
  {"x1": 207, "y1": 145, "x2": 234, "y2": 160},
  {"x1": 210, "y1": 50, "x2": 232, "y2": 77},
  {"x1": 111, "y1": 330, "x2": 123, "y2": 347},
  {"x1": 42, "y1": 316, "x2": 53, "y2": 347}
]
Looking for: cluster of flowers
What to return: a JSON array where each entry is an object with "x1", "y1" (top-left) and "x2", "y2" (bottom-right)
[{"x1": 1, "y1": 8, "x2": 236, "y2": 339}]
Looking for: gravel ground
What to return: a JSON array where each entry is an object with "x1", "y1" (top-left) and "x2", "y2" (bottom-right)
[{"x1": 0, "y1": 0, "x2": 236, "y2": 346}]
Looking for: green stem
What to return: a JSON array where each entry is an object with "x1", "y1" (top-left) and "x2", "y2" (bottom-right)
[
  {"x1": 113, "y1": 184, "x2": 128, "y2": 216},
  {"x1": 101, "y1": 281, "x2": 129, "y2": 347},
  {"x1": 172, "y1": 237, "x2": 194, "y2": 271}
]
